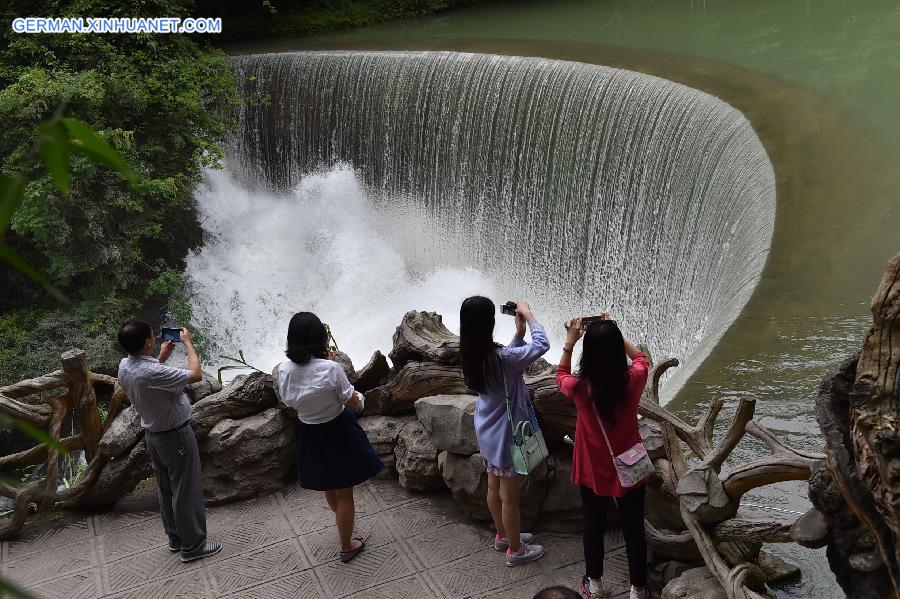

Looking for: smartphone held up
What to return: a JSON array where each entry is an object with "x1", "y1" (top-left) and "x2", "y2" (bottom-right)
[{"x1": 161, "y1": 327, "x2": 182, "y2": 343}]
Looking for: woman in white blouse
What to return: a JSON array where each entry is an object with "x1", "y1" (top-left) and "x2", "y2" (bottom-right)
[{"x1": 273, "y1": 312, "x2": 383, "y2": 563}]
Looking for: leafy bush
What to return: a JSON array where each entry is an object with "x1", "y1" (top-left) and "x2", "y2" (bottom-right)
[{"x1": 0, "y1": 0, "x2": 238, "y2": 368}]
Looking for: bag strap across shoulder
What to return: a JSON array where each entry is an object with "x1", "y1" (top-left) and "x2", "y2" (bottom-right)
[
  {"x1": 499, "y1": 352, "x2": 516, "y2": 435},
  {"x1": 590, "y1": 401, "x2": 617, "y2": 459}
]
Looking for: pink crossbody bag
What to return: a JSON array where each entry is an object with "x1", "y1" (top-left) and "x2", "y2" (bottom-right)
[{"x1": 591, "y1": 403, "x2": 655, "y2": 488}]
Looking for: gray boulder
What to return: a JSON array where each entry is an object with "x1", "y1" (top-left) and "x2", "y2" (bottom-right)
[
  {"x1": 185, "y1": 371, "x2": 223, "y2": 404},
  {"x1": 539, "y1": 456, "x2": 584, "y2": 532},
  {"x1": 395, "y1": 419, "x2": 445, "y2": 491},
  {"x1": 438, "y1": 451, "x2": 490, "y2": 520},
  {"x1": 359, "y1": 415, "x2": 415, "y2": 479},
  {"x1": 199, "y1": 407, "x2": 295, "y2": 504},
  {"x1": 415, "y1": 395, "x2": 478, "y2": 454},
  {"x1": 99, "y1": 406, "x2": 143, "y2": 458},
  {"x1": 78, "y1": 439, "x2": 153, "y2": 509},
  {"x1": 332, "y1": 351, "x2": 357, "y2": 382},
  {"x1": 191, "y1": 372, "x2": 277, "y2": 439},
  {"x1": 662, "y1": 567, "x2": 727, "y2": 599}
]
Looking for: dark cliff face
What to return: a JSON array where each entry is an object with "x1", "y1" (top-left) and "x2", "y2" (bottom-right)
[{"x1": 811, "y1": 355, "x2": 895, "y2": 598}]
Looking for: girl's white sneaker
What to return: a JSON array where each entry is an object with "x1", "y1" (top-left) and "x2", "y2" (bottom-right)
[{"x1": 629, "y1": 587, "x2": 646, "y2": 599}]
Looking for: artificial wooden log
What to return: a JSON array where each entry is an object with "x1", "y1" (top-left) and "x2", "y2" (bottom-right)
[
  {"x1": 721, "y1": 422, "x2": 823, "y2": 501},
  {"x1": 707, "y1": 398, "x2": 756, "y2": 472},
  {"x1": 0, "y1": 370, "x2": 67, "y2": 399},
  {"x1": 0, "y1": 481, "x2": 42, "y2": 540},
  {"x1": 639, "y1": 400, "x2": 709, "y2": 460},
  {"x1": 647, "y1": 517, "x2": 792, "y2": 548},
  {"x1": 679, "y1": 502, "x2": 774, "y2": 599},
  {"x1": 0, "y1": 393, "x2": 52, "y2": 426},
  {"x1": 39, "y1": 393, "x2": 70, "y2": 511},
  {"x1": 89, "y1": 372, "x2": 117, "y2": 404},
  {"x1": 851, "y1": 251, "x2": 900, "y2": 584},
  {"x1": 354, "y1": 350, "x2": 391, "y2": 393},
  {"x1": 710, "y1": 518, "x2": 794, "y2": 544},
  {"x1": 389, "y1": 311, "x2": 461, "y2": 369},
  {"x1": 56, "y1": 452, "x2": 110, "y2": 506},
  {"x1": 61, "y1": 350, "x2": 103, "y2": 461},
  {"x1": 645, "y1": 357, "x2": 681, "y2": 405},
  {"x1": 723, "y1": 456, "x2": 822, "y2": 502},
  {"x1": 0, "y1": 435, "x2": 83, "y2": 471},
  {"x1": 365, "y1": 362, "x2": 472, "y2": 415}
]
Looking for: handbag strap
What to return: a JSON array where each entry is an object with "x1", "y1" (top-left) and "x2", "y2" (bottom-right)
[
  {"x1": 590, "y1": 401, "x2": 617, "y2": 459},
  {"x1": 499, "y1": 352, "x2": 517, "y2": 438}
]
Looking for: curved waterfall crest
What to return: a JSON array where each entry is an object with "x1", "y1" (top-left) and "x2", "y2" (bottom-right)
[{"x1": 189, "y1": 50, "x2": 775, "y2": 399}]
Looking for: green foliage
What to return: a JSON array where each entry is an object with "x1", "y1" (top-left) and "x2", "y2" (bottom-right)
[
  {"x1": 0, "y1": 0, "x2": 238, "y2": 315},
  {"x1": 217, "y1": 350, "x2": 264, "y2": 384},
  {"x1": 0, "y1": 308, "x2": 123, "y2": 385}
]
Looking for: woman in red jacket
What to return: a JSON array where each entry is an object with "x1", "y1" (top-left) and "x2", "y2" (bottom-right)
[{"x1": 556, "y1": 314, "x2": 649, "y2": 599}]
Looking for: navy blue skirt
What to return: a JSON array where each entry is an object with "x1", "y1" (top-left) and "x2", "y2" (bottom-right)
[{"x1": 295, "y1": 409, "x2": 384, "y2": 491}]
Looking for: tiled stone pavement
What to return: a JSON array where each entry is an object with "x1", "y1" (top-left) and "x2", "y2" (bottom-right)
[{"x1": 1, "y1": 480, "x2": 632, "y2": 598}]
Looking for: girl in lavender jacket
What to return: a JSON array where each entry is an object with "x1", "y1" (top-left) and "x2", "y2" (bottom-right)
[{"x1": 459, "y1": 297, "x2": 550, "y2": 567}]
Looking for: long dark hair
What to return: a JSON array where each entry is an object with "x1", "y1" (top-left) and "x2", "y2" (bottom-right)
[
  {"x1": 578, "y1": 320, "x2": 629, "y2": 423},
  {"x1": 459, "y1": 296, "x2": 499, "y2": 393},
  {"x1": 286, "y1": 312, "x2": 328, "y2": 365}
]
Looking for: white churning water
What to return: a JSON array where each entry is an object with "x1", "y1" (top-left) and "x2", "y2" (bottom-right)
[{"x1": 184, "y1": 51, "x2": 776, "y2": 399}]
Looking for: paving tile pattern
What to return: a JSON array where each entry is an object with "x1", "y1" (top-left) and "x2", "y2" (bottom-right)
[{"x1": 2, "y1": 479, "x2": 632, "y2": 598}]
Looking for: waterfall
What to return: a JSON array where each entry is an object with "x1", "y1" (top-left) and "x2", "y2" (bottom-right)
[{"x1": 185, "y1": 51, "x2": 775, "y2": 399}]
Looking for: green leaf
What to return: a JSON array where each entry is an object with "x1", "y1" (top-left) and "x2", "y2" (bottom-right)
[
  {"x1": 0, "y1": 174, "x2": 26, "y2": 235},
  {"x1": 239, "y1": 349, "x2": 246, "y2": 362},
  {"x1": 216, "y1": 364, "x2": 248, "y2": 384},
  {"x1": 61, "y1": 119, "x2": 138, "y2": 186},
  {"x1": 0, "y1": 244, "x2": 67, "y2": 304},
  {"x1": 38, "y1": 120, "x2": 72, "y2": 197},
  {"x1": 0, "y1": 576, "x2": 36, "y2": 598},
  {"x1": 0, "y1": 412, "x2": 69, "y2": 454}
]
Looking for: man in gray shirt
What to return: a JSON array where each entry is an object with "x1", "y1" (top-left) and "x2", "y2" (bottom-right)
[{"x1": 117, "y1": 320, "x2": 222, "y2": 562}]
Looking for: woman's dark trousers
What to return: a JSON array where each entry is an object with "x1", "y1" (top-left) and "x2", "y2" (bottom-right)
[{"x1": 580, "y1": 485, "x2": 647, "y2": 587}]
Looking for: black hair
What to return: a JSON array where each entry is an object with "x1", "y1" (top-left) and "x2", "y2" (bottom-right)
[
  {"x1": 459, "y1": 296, "x2": 500, "y2": 393},
  {"x1": 117, "y1": 320, "x2": 152, "y2": 354},
  {"x1": 578, "y1": 320, "x2": 629, "y2": 424},
  {"x1": 286, "y1": 312, "x2": 328, "y2": 365},
  {"x1": 533, "y1": 587, "x2": 581, "y2": 599}
]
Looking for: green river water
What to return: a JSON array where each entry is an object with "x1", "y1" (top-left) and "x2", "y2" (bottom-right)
[{"x1": 227, "y1": 2, "x2": 900, "y2": 596}]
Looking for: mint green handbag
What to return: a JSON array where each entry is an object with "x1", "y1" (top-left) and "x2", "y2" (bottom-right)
[{"x1": 500, "y1": 356, "x2": 549, "y2": 475}]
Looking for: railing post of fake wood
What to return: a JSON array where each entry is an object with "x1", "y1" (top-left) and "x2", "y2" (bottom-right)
[{"x1": 61, "y1": 350, "x2": 102, "y2": 461}]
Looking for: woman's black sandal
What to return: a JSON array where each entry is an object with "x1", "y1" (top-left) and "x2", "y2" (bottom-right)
[{"x1": 339, "y1": 536, "x2": 367, "y2": 563}]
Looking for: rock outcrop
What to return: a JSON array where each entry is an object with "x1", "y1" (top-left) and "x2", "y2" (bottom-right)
[
  {"x1": 98, "y1": 405, "x2": 142, "y2": 458},
  {"x1": 359, "y1": 415, "x2": 415, "y2": 479},
  {"x1": 395, "y1": 419, "x2": 444, "y2": 491},
  {"x1": 415, "y1": 395, "x2": 478, "y2": 454},
  {"x1": 200, "y1": 407, "x2": 295, "y2": 504}
]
